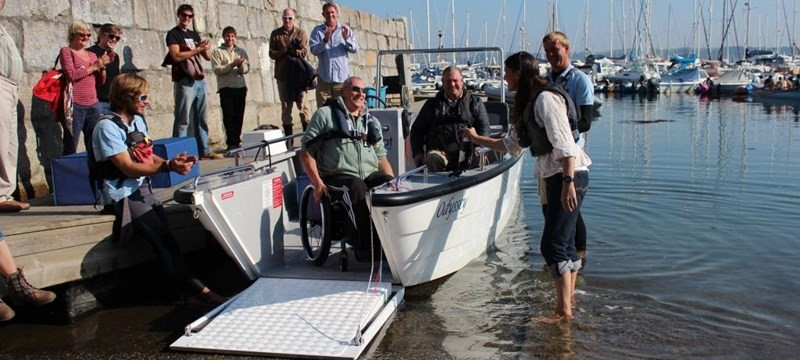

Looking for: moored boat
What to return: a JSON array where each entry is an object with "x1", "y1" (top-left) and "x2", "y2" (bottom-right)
[{"x1": 169, "y1": 46, "x2": 524, "y2": 358}]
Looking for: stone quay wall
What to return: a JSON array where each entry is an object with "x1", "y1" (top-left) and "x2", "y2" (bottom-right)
[{"x1": 1, "y1": 0, "x2": 409, "y2": 200}]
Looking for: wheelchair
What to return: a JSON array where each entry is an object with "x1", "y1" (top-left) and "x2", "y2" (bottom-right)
[{"x1": 298, "y1": 185, "x2": 354, "y2": 271}]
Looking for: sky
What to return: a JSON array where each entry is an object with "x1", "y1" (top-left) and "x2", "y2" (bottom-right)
[{"x1": 338, "y1": 0, "x2": 800, "y2": 60}]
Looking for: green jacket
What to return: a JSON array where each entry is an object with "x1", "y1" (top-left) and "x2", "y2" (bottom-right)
[{"x1": 301, "y1": 97, "x2": 387, "y2": 179}]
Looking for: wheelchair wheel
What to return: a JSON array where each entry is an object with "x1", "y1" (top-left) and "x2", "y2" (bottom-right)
[{"x1": 299, "y1": 186, "x2": 332, "y2": 266}]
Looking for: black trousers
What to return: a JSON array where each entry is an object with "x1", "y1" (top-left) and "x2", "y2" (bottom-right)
[
  {"x1": 322, "y1": 172, "x2": 394, "y2": 252},
  {"x1": 219, "y1": 87, "x2": 247, "y2": 148},
  {"x1": 115, "y1": 184, "x2": 205, "y2": 295}
]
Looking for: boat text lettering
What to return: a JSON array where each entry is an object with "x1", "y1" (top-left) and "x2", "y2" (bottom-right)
[{"x1": 436, "y1": 197, "x2": 467, "y2": 221}]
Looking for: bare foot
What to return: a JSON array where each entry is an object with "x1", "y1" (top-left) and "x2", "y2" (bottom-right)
[{"x1": 532, "y1": 314, "x2": 573, "y2": 324}]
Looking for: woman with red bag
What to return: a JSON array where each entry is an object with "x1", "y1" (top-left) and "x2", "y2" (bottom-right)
[{"x1": 59, "y1": 20, "x2": 111, "y2": 155}]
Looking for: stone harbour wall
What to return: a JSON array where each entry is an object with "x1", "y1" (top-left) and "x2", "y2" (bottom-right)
[{"x1": 1, "y1": 0, "x2": 409, "y2": 200}]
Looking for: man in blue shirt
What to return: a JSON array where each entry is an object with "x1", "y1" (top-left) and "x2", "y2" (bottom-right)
[
  {"x1": 543, "y1": 31, "x2": 594, "y2": 269},
  {"x1": 309, "y1": 2, "x2": 359, "y2": 108}
]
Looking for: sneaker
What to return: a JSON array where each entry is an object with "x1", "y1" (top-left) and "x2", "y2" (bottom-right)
[{"x1": 200, "y1": 153, "x2": 224, "y2": 160}]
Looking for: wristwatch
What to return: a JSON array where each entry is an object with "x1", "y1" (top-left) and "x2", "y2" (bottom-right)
[{"x1": 562, "y1": 175, "x2": 573, "y2": 184}]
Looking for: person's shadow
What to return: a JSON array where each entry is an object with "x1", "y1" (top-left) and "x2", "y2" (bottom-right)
[
  {"x1": 120, "y1": 46, "x2": 141, "y2": 74},
  {"x1": 28, "y1": 96, "x2": 64, "y2": 196}
]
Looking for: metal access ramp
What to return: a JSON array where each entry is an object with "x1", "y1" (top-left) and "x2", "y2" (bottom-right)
[
  {"x1": 172, "y1": 278, "x2": 403, "y2": 359},
  {"x1": 171, "y1": 139, "x2": 403, "y2": 359}
]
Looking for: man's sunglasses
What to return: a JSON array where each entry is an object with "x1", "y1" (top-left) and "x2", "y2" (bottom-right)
[
  {"x1": 350, "y1": 86, "x2": 366, "y2": 94},
  {"x1": 282, "y1": 16, "x2": 294, "y2": 21},
  {"x1": 179, "y1": 12, "x2": 194, "y2": 18},
  {"x1": 105, "y1": 33, "x2": 121, "y2": 41}
]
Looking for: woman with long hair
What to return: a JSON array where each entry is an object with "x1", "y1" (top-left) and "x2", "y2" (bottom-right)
[{"x1": 466, "y1": 51, "x2": 591, "y2": 322}]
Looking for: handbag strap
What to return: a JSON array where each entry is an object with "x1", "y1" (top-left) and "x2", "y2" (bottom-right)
[{"x1": 52, "y1": 54, "x2": 61, "y2": 70}]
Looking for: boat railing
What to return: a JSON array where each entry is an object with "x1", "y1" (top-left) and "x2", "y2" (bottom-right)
[
  {"x1": 393, "y1": 165, "x2": 427, "y2": 188},
  {"x1": 376, "y1": 47, "x2": 505, "y2": 104},
  {"x1": 228, "y1": 133, "x2": 305, "y2": 167}
]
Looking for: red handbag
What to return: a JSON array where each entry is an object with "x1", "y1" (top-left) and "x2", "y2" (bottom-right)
[{"x1": 32, "y1": 56, "x2": 63, "y2": 104}]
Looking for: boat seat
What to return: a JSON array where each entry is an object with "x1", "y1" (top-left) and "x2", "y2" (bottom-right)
[{"x1": 484, "y1": 101, "x2": 509, "y2": 137}]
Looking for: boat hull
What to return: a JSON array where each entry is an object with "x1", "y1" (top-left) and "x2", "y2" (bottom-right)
[{"x1": 370, "y1": 155, "x2": 524, "y2": 287}]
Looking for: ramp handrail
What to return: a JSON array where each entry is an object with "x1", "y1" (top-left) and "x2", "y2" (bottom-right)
[
  {"x1": 230, "y1": 132, "x2": 305, "y2": 166},
  {"x1": 192, "y1": 163, "x2": 258, "y2": 188}
]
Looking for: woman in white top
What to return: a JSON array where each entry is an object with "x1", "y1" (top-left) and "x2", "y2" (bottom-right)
[{"x1": 466, "y1": 51, "x2": 591, "y2": 323}]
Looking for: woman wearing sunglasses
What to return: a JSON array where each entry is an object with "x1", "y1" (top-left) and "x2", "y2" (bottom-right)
[
  {"x1": 91, "y1": 73, "x2": 226, "y2": 308},
  {"x1": 87, "y1": 23, "x2": 122, "y2": 116},
  {"x1": 59, "y1": 20, "x2": 112, "y2": 155}
]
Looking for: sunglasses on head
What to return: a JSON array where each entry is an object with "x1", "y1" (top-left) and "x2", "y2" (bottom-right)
[
  {"x1": 105, "y1": 33, "x2": 121, "y2": 41},
  {"x1": 350, "y1": 86, "x2": 366, "y2": 94},
  {"x1": 180, "y1": 12, "x2": 194, "y2": 18}
]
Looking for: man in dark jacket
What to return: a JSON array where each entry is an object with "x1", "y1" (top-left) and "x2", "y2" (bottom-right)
[
  {"x1": 410, "y1": 67, "x2": 491, "y2": 172},
  {"x1": 269, "y1": 7, "x2": 311, "y2": 139}
]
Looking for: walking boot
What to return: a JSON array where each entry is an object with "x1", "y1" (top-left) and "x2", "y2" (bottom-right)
[
  {"x1": 283, "y1": 124, "x2": 295, "y2": 149},
  {"x1": 0, "y1": 299, "x2": 14, "y2": 321},
  {"x1": 4, "y1": 268, "x2": 56, "y2": 306}
]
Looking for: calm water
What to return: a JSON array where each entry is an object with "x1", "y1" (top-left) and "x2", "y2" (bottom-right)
[
  {"x1": 2, "y1": 94, "x2": 799, "y2": 359},
  {"x1": 373, "y1": 94, "x2": 800, "y2": 359}
]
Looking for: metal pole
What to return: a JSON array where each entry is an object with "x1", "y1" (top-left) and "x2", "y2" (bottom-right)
[
  {"x1": 451, "y1": 0, "x2": 456, "y2": 64},
  {"x1": 427, "y1": 0, "x2": 431, "y2": 64}
]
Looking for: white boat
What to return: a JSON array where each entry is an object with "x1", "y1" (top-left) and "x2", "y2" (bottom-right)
[
  {"x1": 369, "y1": 154, "x2": 523, "y2": 286},
  {"x1": 711, "y1": 69, "x2": 759, "y2": 95},
  {"x1": 658, "y1": 68, "x2": 710, "y2": 93},
  {"x1": 169, "y1": 46, "x2": 523, "y2": 358},
  {"x1": 483, "y1": 82, "x2": 515, "y2": 103}
]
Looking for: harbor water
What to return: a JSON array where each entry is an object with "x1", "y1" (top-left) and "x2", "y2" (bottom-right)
[{"x1": 2, "y1": 94, "x2": 799, "y2": 359}]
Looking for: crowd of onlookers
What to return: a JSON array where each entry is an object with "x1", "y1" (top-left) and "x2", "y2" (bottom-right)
[{"x1": 0, "y1": 1, "x2": 361, "y2": 320}]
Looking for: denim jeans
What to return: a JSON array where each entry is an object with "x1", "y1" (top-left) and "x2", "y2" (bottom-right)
[
  {"x1": 540, "y1": 171, "x2": 589, "y2": 277},
  {"x1": 172, "y1": 78, "x2": 210, "y2": 155},
  {"x1": 62, "y1": 103, "x2": 100, "y2": 155}
]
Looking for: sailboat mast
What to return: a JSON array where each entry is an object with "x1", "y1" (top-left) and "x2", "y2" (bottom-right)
[
  {"x1": 610, "y1": 0, "x2": 614, "y2": 57},
  {"x1": 667, "y1": 0, "x2": 671, "y2": 57},
  {"x1": 451, "y1": 0, "x2": 456, "y2": 64},
  {"x1": 794, "y1": 0, "x2": 797, "y2": 58},
  {"x1": 503, "y1": 0, "x2": 507, "y2": 52},
  {"x1": 622, "y1": 0, "x2": 627, "y2": 60},
  {"x1": 584, "y1": 0, "x2": 589, "y2": 55},
  {"x1": 522, "y1": 0, "x2": 527, "y2": 51},
  {"x1": 426, "y1": 0, "x2": 431, "y2": 63}
]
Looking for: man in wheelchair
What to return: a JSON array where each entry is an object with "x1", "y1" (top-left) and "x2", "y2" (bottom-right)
[{"x1": 299, "y1": 76, "x2": 395, "y2": 262}]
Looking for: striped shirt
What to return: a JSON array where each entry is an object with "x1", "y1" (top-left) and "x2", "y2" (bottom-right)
[
  {"x1": 59, "y1": 47, "x2": 104, "y2": 106},
  {"x1": 0, "y1": 25, "x2": 23, "y2": 83}
]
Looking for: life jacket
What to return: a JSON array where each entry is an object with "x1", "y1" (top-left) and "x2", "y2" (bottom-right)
[
  {"x1": 516, "y1": 83, "x2": 580, "y2": 157},
  {"x1": 306, "y1": 98, "x2": 382, "y2": 147},
  {"x1": 548, "y1": 67, "x2": 590, "y2": 133},
  {"x1": 424, "y1": 92, "x2": 483, "y2": 170},
  {"x1": 88, "y1": 114, "x2": 154, "y2": 204}
]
